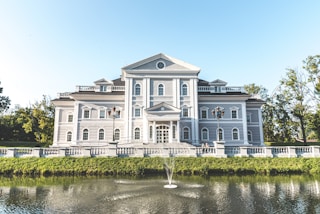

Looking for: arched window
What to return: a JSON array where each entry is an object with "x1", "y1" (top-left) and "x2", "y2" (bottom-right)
[
  {"x1": 134, "y1": 128, "x2": 140, "y2": 140},
  {"x1": 248, "y1": 130, "x2": 253, "y2": 142},
  {"x1": 232, "y1": 128, "x2": 239, "y2": 140},
  {"x1": 183, "y1": 127, "x2": 190, "y2": 140},
  {"x1": 217, "y1": 128, "x2": 224, "y2": 141},
  {"x1": 83, "y1": 129, "x2": 89, "y2": 140},
  {"x1": 98, "y1": 129, "x2": 104, "y2": 140},
  {"x1": 114, "y1": 129, "x2": 120, "y2": 141},
  {"x1": 67, "y1": 131, "x2": 72, "y2": 142},
  {"x1": 182, "y1": 84, "x2": 188, "y2": 96},
  {"x1": 135, "y1": 84, "x2": 141, "y2": 96},
  {"x1": 158, "y1": 84, "x2": 164, "y2": 96},
  {"x1": 201, "y1": 128, "x2": 209, "y2": 140}
]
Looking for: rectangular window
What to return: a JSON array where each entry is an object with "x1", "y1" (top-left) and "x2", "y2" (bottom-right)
[
  {"x1": 201, "y1": 110, "x2": 207, "y2": 119},
  {"x1": 247, "y1": 114, "x2": 251, "y2": 123},
  {"x1": 84, "y1": 110, "x2": 90, "y2": 119},
  {"x1": 231, "y1": 110, "x2": 237, "y2": 119},
  {"x1": 183, "y1": 108, "x2": 189, "y2": 117},
  {"x1": 135, "y1": 109, "x2": 141, "y2": 117},
  {"x1": 100, "y1": 85, "x2": 106, "y2": 92},
  {"x1": 68, "y1": 115, "x2": 73, "y2": 122},
  {"x1": 99, "y1": 110, "x2": 105, "y2": 119}
]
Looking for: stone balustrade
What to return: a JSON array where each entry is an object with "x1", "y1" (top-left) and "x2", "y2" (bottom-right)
[{"x1": 0, "y1": 146, "x2": 320, "y2": 158}]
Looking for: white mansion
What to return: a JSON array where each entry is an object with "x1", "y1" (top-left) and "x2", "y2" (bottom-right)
[{"x1": 52, "y1": 53, "x2": 264, "y2": 147}]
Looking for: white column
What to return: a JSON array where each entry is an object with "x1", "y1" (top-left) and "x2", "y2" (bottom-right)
[
  {"x1": 241, "y1": 103, "x2": 249, "y2": 145},
  {"x1": 177, "y1": 120, "x2": 180, "y2": 142},
  {"x1": 258, "y1": 108, "x2": 264, "y2": 145},
  {"x1": 53, "y1": 107, "x2": 61, "y2": 146},
  {"x1": 72, "y1": 102, "x2": 80, "y2": 146},
  {"x1": 169, "y1": 120, "x2": 173, "y2": 143},
  {"x1": 153, "y1": 121, "x2": 156, "y2": 143},
  {"x1": 190, "y1": 78, "x2": 199, "y2": 144},
  {"x1": 124, "y1": 78, "x2": 133, "y2": 144}
]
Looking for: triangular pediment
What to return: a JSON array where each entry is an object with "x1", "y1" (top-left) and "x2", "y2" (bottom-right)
[
  {"x1": 94, "y1": 78, "x2": 113, "y2": 85},
  {"x1": 146, "y1": 102, "x2": 181, "y2": 113},
  {"x1": 209, "y1": 79, "x2": 227, "y2": 86},
  {"x1": 122, "y1": 53, "x2": 200, "y2": 73}
]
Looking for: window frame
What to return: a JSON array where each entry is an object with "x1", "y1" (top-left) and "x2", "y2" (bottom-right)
[
  {"x1": 182, "y1": 83, "x2": 188, "y2": 96},
  {"x1": 134, "y1": 127, "x2": 140, "y2": 140},
  {"x1": 248, "y1": 130, "x2": 253, "y2": 142},
  {"x1": 98, "y1": 129, "x2": 104, "y2": 140},
  {"x1": 67, "y1": 131, "x2": 72, "y2": 142},
  {"x1": 83, "y1": 109, "x2": 90, "y2": 119},
  {"x1": 232, "y1": 128, "x2": 239, "y2": 140},
  {"x1": 99, "y1": 109, "x2": 106, "y2": 119},
  {"x1": 182, "y1": 108, "x2": 189, "y2": 118},
  {"x1": 134, "y1": 108, "x2": 141, "y2": 117},
  {"x1": 114, "y1": 129, "x2": 120, "y2": 141},
  {"x1": 217, "y1": 128, "x2": 224, "y2": 141},
  {"x1": 183, "y1": 127, "x2": 190, "y2": 140},
  {"x1": 67, "y1": 114, "x2": 73, "y2": 122},
  {"x1": 83, "y1": 129, "x2": 89, "y2": 141},
  {"x1": 201, "y1": 128, "x2": 209, "y2": 141},
  {"x1": 158, "y1": 84, "x2": 164, "y2": 96},
  {"x1": 135, "y1": 83, "x2": 141, "y2": 96}
]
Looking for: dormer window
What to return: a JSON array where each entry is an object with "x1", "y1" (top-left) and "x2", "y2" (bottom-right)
[{"x1": 100, "y1": 85, "x2": 107, "y2": 92}]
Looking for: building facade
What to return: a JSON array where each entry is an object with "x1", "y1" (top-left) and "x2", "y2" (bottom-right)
[{"x1": 52, "y1": 53, "x2": 264, "y2": 147}]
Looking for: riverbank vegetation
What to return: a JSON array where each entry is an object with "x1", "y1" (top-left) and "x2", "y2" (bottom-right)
[{"x1": 1, "y1": 157, "x2": 320, "y2": 177}]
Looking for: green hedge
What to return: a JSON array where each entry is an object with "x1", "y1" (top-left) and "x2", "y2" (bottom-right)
[{"x1": 0, "y1": 157, "x2": 320, "y2": 177}]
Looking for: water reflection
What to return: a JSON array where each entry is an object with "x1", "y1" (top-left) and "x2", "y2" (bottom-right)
[{"x1": 0, "y1": 176, "x2": 320, "y2": 213}]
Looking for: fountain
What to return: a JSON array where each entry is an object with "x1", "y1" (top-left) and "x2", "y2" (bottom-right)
[{"x1": 163, "y1": 157, "x2": 177, "y2": 188}]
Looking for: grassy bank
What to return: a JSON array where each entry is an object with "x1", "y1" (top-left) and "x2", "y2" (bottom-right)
[{"x1": 1, "y1": 157, "x2": 320, "y2": 177}]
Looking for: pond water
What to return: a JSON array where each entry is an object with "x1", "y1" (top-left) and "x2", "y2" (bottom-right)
[{"x1": 0, "y1": 175, "x2": 320, "y2": 214}]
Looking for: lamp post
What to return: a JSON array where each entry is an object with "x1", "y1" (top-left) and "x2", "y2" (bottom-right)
[
  {"x1": 108, "y1": 106, "x2": 118, "y2": 142},
  {"x1": 212, "y1": 106, "x2": 224, "y2": 141}
]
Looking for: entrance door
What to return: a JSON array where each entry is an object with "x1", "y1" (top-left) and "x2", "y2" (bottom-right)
[{"x1": 156, "y1": 125, "x2": 169, "y2": 143}]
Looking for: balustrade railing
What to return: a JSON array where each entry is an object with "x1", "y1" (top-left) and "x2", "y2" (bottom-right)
[{"x1": 0, "y1": 146, "x2": 319, "y2": 158}]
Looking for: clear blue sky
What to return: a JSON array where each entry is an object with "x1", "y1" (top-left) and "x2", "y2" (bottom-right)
[{"x1": 1, "y1": 0, "x2": 319, "y2": 107}]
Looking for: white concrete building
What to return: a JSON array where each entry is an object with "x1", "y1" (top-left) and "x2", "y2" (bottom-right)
[{"x1": 52, "y1": 53, "x2": 264, "y2": 147}]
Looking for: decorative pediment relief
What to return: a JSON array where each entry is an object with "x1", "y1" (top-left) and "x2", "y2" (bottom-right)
[
  {"x1": 122, "y1": 53, "x2": 200, "y2": 73},
  {"x1": 209, "y1": 79, "x2": 227, "y2": 86},
  {"x1": 146, "y1": 102, "x2": 181, "y2": 113}
]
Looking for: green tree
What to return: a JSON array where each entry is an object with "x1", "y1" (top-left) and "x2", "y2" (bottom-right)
[
  {"x1": 273, "y1": 92, "x2": 297, "y2": 142},
  {"x1": 244, "y1": 83, "x2": 268, "y2": 100},
  {"x1": 303, "y1": 55, "x2": 320, "y2": 97},
  {"x1": 16, "y1": 96, "x2": 54, "y2": 145},
  {"x1": 280, "y1": 69, "x2": 310, "y2": 143},
  {"x1": 0, "y1": 96, "x2": 10, "y2": 114}
]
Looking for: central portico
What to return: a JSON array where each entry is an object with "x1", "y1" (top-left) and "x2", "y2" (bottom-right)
[
  {"x1": 122, "y1": 53, "x2": 200, "y2": 145},
  {"x1": 145, "y1": 102, "x2": 181, "y2": 144}
]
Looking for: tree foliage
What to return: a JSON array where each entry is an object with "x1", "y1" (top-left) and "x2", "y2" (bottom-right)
[
  {"x1": 0, "y1": 95, "x2": 54, "y2": 145},
  {"x1": 0, "y1": 96, "x2": 10, "y2": 114}
]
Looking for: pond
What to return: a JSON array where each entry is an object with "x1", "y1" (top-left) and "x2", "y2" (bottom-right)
[{"x1": 0, "y1": 175, "x2": 320, "y2": 213}]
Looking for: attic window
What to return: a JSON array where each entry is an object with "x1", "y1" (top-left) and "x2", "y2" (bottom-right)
[
  {"x1": 100, "y1": 85, "x2": 107, "y2": 92},
  {"x1": 156, "y1": 61, "x2": 165, "y2": 69}
]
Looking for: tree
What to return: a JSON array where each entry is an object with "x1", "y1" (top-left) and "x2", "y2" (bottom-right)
[
  {"x1": 244, "y1": 83, "x2": 268, "y2": 100},
  {"x1": 16, "y1": 95, "x2": 54, "y2": 145},
  {"x1": 303, "y1": 55, "x2": 320, "y2": 98},
  {"x1": 280, "y1": 69, "x2": 310, "y2": 143}
]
